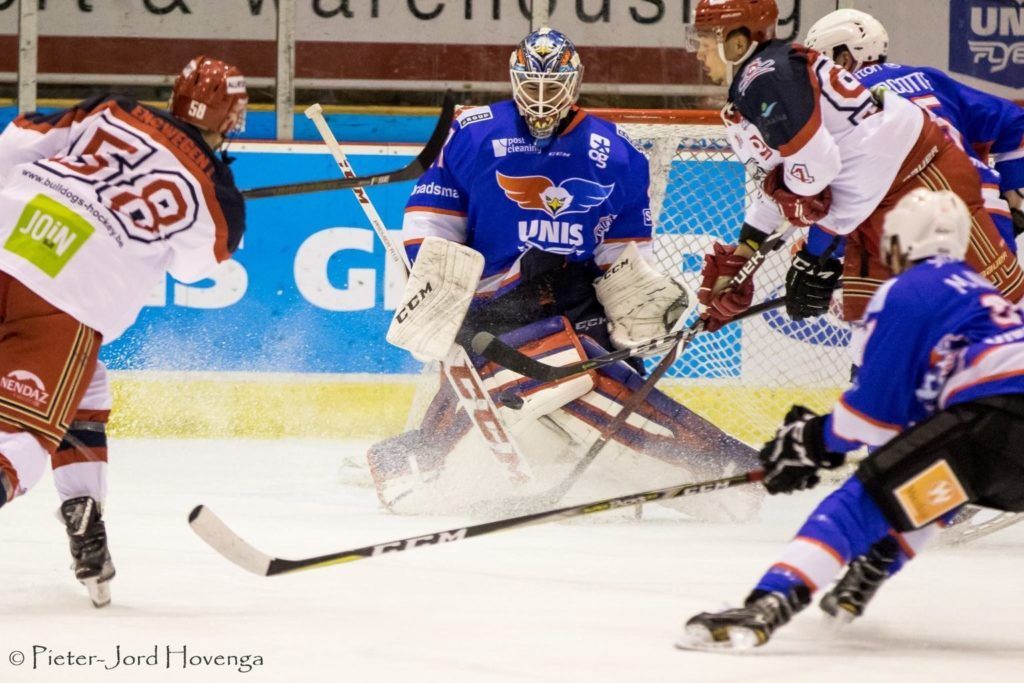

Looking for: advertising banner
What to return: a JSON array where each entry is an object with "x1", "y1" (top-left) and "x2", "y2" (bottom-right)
[{"x1": 949, "y1": 0, "x2": 1024, "y2": 89}]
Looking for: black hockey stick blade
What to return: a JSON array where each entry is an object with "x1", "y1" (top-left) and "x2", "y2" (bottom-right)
[
  {"x1": 474, "y1": 297, "x2": 786, "y2": 383},
  {"x1": 188, "y1": 470, "x2": 764, "y2": 577},
  {"x1": 241, "y1": 91, "x2": 456, "y2": 199}
]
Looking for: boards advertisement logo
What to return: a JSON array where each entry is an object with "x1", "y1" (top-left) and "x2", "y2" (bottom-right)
[{"x1": 949, "y1": 0, "x2": 1024, "y2": 88}]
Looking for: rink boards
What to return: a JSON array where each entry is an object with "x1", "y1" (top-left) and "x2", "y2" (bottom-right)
[{"x1": 99, "y1": 139, "x2": 846, "y2": 444}]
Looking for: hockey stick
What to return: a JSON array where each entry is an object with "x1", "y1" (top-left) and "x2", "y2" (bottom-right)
[
  {"x1": 188, "y1": 469, "x2": 765, "y2": 577},
  {"x1": 505, "y1": 226, "x2": 799, "y2": 509},
  {"x1": 473, "y1": 297, "x2": 785, "y2": 383},
  {"x1": 241, "y1": 92, "x2": 455, "y2": 200},
  {"x1": 304, "y1": 103, "x2": 533, "y2": 486}
]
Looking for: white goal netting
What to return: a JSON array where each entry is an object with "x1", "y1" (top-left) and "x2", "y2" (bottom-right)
[{"x1": 612, "y1": 111, "x2": 852, "y2": 445}]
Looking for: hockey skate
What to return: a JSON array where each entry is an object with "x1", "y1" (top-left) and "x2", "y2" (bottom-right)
[
  {"x1": 819, "y1": 537, "x2": 898, "y2": 625},
  {"x1": 677, "y1": 586, "x2": 809, "y2": 651},
  {"x1": 59, "y1": 497, "x2": 115, "y2": 608}
]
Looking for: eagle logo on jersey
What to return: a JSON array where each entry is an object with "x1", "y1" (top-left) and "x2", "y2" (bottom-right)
[{"x1": 496, "y1": 172, "x2": 615, "y2": 219}]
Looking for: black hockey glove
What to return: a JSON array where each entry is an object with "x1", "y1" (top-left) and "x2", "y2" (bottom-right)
[
  {"x1": 1012, "y1": 206, "x2": 1024, "y2": 238},
  {"x1": 759, "y1": 406, "x2": 845, "y2": 495},
  {"x1": 784, "y1": 246, "x2": 842, "y2": 320}
]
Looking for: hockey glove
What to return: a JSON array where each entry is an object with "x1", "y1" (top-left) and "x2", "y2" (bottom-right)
[
  {"x1": 697, "y1": 243, "x2": 755, "y2": 332},
  {"x1": 784, "y1": 246, "x2": 842, "y2": 320},
  {"x1": 759, "y1": 406, "x2": 845, "y2": 495},
  {"x1": 764, "y1": 167, "x2": 832, "y2": 228}
]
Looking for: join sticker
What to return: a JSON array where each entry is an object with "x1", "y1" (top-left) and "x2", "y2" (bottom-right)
[{"x1": 5, "y1": 194, "x2": 94, "y2": 277}]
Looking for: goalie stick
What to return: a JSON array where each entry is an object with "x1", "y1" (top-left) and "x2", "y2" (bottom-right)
[
  {"x1": 240, "y1": 92, "x2": 455, "y2": 200},
  {"x1": 188, "y1": 469, "x2": 765, "y2": 577},
  {"x1": 473, "y1": 297, "x2": 785, "y2": 383},
  {"x1": 304, "y1": 102, "x2": 533, "y2": 486}
]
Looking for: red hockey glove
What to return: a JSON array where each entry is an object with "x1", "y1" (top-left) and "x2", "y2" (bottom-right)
[
  {"x1": 697, "y1": 242, "x2": 755, "y2": 332},
  {"x1": 764, "y1": 166, "x2": 832, "y2": 228}
]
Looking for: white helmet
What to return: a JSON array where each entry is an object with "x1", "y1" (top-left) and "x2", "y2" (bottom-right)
[
  {"x1": 882, "y1": 189, "x2": 971, "y2": 265},
  {"x1": 805, "y1": 9, "x2": 889, "y2": 68}
]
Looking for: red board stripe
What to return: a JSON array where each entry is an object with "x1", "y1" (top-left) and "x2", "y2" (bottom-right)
[{"x1": 0, "y1": 36, "x2": 705, "y2": 85}]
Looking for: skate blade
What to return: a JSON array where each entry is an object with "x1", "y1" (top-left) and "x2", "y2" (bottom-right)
[
  {"x1": 821, "y1": 607, "x2": 856, "y2": 631},
  {"x1": 674, "y1": 624, "x2": 763, "y2": 652},
  {"x1": 81, "y1": 577, "x2": 111, "y2": 608},
  {"x1": 819, "y1": 599, "x2": 857, "y2": 631}
]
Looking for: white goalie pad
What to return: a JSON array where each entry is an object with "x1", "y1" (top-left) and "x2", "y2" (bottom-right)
[
  {"x1": 593, "y1": 241, "x2": 695, "y2": 352},
  {"x1": 386, "y1": 237, "x2": 484, "y2": 361}
]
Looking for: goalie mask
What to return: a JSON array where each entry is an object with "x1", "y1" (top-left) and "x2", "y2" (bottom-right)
[
  {"x1": 881, "y1": 189, "x2": 971, "y2": 270},
  {"x1": 510, "y1": 28, "x2": 584, "y2": 142}
]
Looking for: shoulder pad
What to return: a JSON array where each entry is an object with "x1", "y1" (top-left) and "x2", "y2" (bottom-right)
[
  {"x1": 456, "y1": 105, "x2": 494, "y2": 128},
  {"x1": 614, "y1": 125, "x2": 646, "y2": 155}
]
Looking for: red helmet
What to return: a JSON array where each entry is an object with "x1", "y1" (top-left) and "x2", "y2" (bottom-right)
[
  {"x1": 693, "y1": 0, "x2": 779, "y2": 44},
  {"x1": 171, "y1": 56, "x2": 248, "y2": 135}
]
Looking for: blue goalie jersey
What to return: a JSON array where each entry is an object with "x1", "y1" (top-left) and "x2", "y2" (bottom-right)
[
  {"x1": 824, "y1": 258, "x2": 1024, "y2": 452},
  {"x1": 402, "y1": 100, "x2": 653, "y2": 299}
]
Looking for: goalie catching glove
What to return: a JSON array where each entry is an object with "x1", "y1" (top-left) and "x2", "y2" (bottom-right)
[
  {"x1": 593, "y1": 241, "x2": 694, "y2": 353},
  {"x1": 386, "y1": 236, "x2": 484, "y2": 361},
  {"x1": 759, "y1": 406, "x2": 845, "y2": 495}
]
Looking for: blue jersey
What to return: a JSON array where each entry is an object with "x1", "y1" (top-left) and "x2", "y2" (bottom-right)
[
  {"x1": 825, "y1": 258, "x2": 1024, "y2": 452},
  {"x1": 854, "y1": 63, "x2": 1024, "y2": 195},
  {"x1": 402, "y1": 100, "x2": 652, "y2": 299}
]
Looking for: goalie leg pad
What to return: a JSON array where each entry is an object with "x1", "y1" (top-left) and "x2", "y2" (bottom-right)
[
  {"x1": 366, "y1": 379, "x2": 472, "y2": 511},
  {"x1": 386, "y1": 236, "x2": 484, "y2": 361},
  {"x1": 545, "y1": 336, "x2": 763, "y2": 521},
  {"x1": 369, "y1": 317, "x2": 595, "y2": 512},
  {"x1": 856, "y1": 395, "x2": 1024, "y2": 532},
  {"x1": 569, "y1": 336, "x2": 758, "y2": 471},
  {"x1": 477, "y1": 316, "x2": 595, "y2": 427}
]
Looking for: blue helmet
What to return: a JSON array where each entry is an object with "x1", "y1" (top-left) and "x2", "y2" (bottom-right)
[{"x1": 509, "y1": 28, "x2": 584, "y2": 140}]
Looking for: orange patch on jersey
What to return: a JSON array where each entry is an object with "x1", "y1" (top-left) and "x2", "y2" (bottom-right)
[{"x1": 894, "y1": 460, "x2": 969, "y2": 528}]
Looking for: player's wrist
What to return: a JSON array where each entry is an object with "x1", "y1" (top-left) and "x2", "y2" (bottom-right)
[{"x1": 738, "y1": 223, "x2": 770, "y2": 253}]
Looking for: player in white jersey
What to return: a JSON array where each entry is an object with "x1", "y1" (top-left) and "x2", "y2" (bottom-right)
[
  {"x1": 686, "y1": 0, "x2": 1023, "y2": 326},
  {"x1": 804, "y1": 8, "x2": 1024, "y2": 248},
  {"x1": 372, "y1": 29, "x2": 762, "y2": 518},
  {"x1": 0, "y1": 55, "x2": 247, "y2": 606}
]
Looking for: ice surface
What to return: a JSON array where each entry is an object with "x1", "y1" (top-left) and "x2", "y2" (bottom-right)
[{"x1": 1, "y1": 439, "x2": 1022, "y2": 682}]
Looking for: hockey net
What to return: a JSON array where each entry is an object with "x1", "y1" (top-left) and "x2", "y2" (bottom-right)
[{"x1": 602, "y1": 109, "x2": 852, "y2": 445}]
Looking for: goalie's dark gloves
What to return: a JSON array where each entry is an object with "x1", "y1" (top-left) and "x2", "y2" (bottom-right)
[
  {"x1": 784, "y1": 246, "x2": 841, "y2": 320},
  {"x1": 758, "y1": 405, "x2": 845, "y2": 495}
]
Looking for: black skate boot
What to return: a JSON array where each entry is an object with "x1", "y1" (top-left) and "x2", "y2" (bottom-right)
[
  {"x1": 59, "y1": 497, "x2": 115, "y2": 608},
  {"x1": 678, "y1": 585, "x2": 810, "y2": 651},
  {"x1": 819, "y1": 537, "x2": 899, "y2": 625}
]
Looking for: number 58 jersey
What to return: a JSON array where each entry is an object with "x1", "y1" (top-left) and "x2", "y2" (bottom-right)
[
  {"x1": 403, "y1": 100, "x2": 653, "y2": 299},
  {"x1": 0, "y1": 94, "x2": 245, "y2": 341}
]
